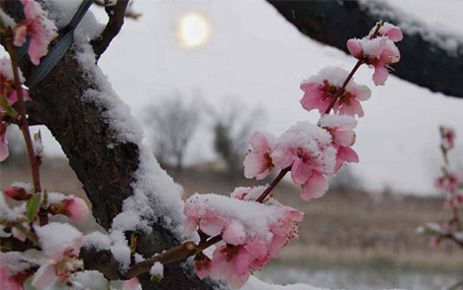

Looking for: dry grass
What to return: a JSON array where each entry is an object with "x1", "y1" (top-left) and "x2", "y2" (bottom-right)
[{"x1": 2, "y1": 157, "x2": 462, "y2": 270}]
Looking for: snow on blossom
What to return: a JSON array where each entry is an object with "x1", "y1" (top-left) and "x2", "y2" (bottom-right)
[
  {"x1": 13, "y1": 0, "x2": 58, "y2": 65},
  {"x1": 47, "y1": 192, "x2": 90, "y2": 222},
  {"x1": 347, "y1": 36, "x2": 401, "y2": 86},
  {"x1": 3, "y1": 182, "x2": 33, "y2": 200},
  {"x1": 243, "y1": 132, "x2": 275, "y2": 180},
  {"x1": 184, "y1": 193, "x2": 302, "y2": 288},
  {"x1": 34, "y1": 222, "x2": 83, "y2": 260},
  {"x1": 300, "y1": 67, "x2": 371, "y2": 116},
  {"x1": 271, "y1": 122, "x2": 337, "y2": 200},
  {"x1": 0, "y1": 252, "x2": 36, "y2": 289},
  {"x1": 319, "y1": 114, "x2": 359, "y2": 172},
  {"x1": 32, "y1": 223, "x2": 83, "y2": 288},
  {"x1": 122, "y1": 277, "x2": 142, "y2": 290}
]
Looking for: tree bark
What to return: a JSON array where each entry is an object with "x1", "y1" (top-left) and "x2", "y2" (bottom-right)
[
  {"x1": 2, "y1": 2, "x2": 222, "y2": 289},
  {"x1": 267, "y1": 0, "x2": 463, "y2": 98}
]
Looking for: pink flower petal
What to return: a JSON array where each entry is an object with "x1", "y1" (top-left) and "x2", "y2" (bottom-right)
[
  {"x1": 372, "y1": 65, "x2": 389, "y2": 86},
  {"x1": 300, "y1": 172, "x2": 328, "y2": 201},
  {"x1": 291, "y1": 158, "x2": 312, "y2": 185}
]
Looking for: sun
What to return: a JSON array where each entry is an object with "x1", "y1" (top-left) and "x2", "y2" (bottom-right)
[{"x1": 177, "y1": 12, "x2": 211, "y2": 48}]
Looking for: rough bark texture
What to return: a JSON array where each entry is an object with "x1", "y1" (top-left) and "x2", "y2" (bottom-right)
[
  {"x1": 267, "y1": 0, "x2": 463, "y2": 98},
  {"x1": 2, "y1": 2, "x2": 221, "y2": 289}
]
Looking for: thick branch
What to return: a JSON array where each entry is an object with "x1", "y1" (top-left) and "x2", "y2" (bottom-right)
[
  {"x1": 91, "y1": 0, "x2": 129, "y2": 60},
  {"x1": 267, "y1": 0, "x2": 463, "y2": 98}
]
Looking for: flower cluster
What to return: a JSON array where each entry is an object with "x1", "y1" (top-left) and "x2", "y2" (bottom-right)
[
  {"x1": 184, "y1": 191, "x2": 302, "y2": 288},
  {"x1": 0, "y1": 184, "x2": 91, "y2": 289},
  {"x1": 347, "y1": 22, "x2": 402, "y2": 85},
  {"x1": 435, "y1": 127, "x2": 462, "y2": 209},
  {"x1": 184, "y1": 21, "x2": 402, "y2": 288},
  {"x1": 418, "y1": 126, "x2": 463, "y2": 249}
]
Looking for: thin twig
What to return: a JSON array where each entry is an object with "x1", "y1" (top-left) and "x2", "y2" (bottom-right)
[
  {"x1": 5, "y1": 36, "x2": 42, "y2": 195},
  {"x1": 91, "y1": 0, "x2": 130, "y2": 60}
]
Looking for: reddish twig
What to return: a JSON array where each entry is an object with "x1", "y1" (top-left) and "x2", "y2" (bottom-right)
[{"x1": 5, "y1": 36, "x2": 42, "y2": 195}]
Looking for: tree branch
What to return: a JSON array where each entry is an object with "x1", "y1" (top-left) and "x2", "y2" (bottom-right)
[
  {"x1": 267, "y1": 0, "x2": 463, "y2": 98},
  {"x1": 91, "y1": 0, "x2": 130, "y2": 60}
]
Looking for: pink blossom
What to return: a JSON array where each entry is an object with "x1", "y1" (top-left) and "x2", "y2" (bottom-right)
[
  {"x1": 347, "y1": 36, "x2": 400, "y2": 86},
  {"x1": 230, "y1": 185, "x2": 267, "y2": 202},
  {"x1": 3, "y1": 184, "x2": 33, "y2": 201},
  {"x1": 243, "y1": 132, "x2": 275, "y2": 180},
  {"x1": 300, "y1": 67, "x2": 371, "y2": 116},
  {"x1": 47, "y1": 193, "x2": 91, "y2": 222},
  {"x1": 319, "y1": 114, "x2": 359, "y2": 172},
  {"x1": 13, "y1": 0, "x2": 57, "y2": 65},
  {"x1": 435, "y1": 172, "x2": 460, "y2": 193},
  {"x1": 370, "y1": 22, "x2": 403, "y2": 42},
  {"x1": 122, "y1": 278, "x2": 142, "y2": 290},
  {"x1": 31, "y1": 223, "x2": 83, "y2": 288},
  {"x1": 271, "y1": 122, "x2": 337, "y2": 200},
  {"x1": 0, "y1": 267, "x2": 24, "y2": 290},
  {"x1": 440, "y1": 126, "x2": 455, "y2": 150},
  {"x1": 184, "y1": 193, "x2": 302, "y2": 288},
  {"x1": 59, "y1": 197, "x2": 91, "y2": 222},
  {"x1": 0, "y1": 252, "x2": 36, "y2": 290}
]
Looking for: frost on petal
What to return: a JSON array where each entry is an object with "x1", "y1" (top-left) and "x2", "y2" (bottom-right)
[
  {"x1": 34, "y1": 223, "x2": 83, "y2": 260},
  {"x1": 222, "y1": 220, "x2": 246, "y2": 245},
  {"x1": 301, "y1": 172, "x2": 329, "y2": 201}
]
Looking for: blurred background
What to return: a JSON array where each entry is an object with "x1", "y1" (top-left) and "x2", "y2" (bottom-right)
[{"x1": 1, "y1": 0, "x2": 463, "y2": 289}]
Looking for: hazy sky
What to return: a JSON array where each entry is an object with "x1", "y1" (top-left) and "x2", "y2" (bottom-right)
[{"x1": 4, "y1": 0, "x2": 463, "y2": 195}]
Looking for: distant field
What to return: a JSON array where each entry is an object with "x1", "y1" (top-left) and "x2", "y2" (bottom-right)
[{"x1": 2, "y1": 157, "x2": 462, "y2": 272}]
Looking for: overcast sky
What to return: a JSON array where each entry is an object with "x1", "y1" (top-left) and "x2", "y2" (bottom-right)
[{"x1": 4, "y1": 0, "x2": 463, "y2": 195}]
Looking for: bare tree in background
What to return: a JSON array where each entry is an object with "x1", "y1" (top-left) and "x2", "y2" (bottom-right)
[
  {"x1": 211, "y1": 101, "x2": 262, "y2": 175},
  {"x1": 329, "y1": 165, "x2": 363, "y2": 192},
  {"x1": 145, "y1": 94, "x2": 200, "y2": 170}
]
